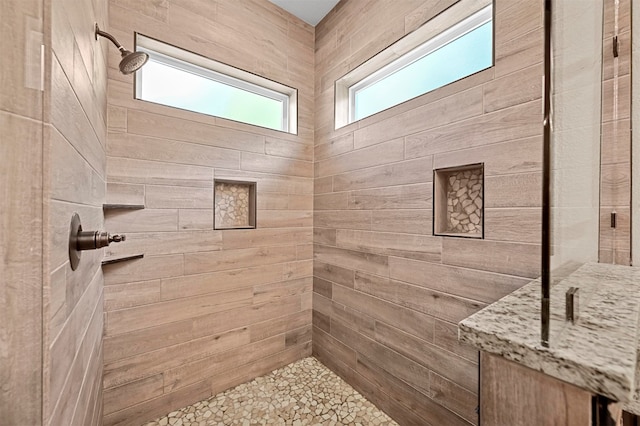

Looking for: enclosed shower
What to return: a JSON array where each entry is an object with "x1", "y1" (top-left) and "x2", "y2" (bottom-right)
[{"x1": 1, "y1": 0, "x2": 638, "y2": 425}]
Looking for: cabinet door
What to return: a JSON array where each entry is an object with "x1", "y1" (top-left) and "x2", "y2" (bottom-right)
[{"x1": 480, "y1": 352, "x2": 592, "y2": 426}]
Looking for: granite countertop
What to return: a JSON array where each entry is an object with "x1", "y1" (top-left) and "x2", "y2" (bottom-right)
[{"x1": 458, "y1": 262, "x2": 640, "y2": 403}]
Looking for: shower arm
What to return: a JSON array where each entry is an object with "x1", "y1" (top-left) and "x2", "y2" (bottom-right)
[
  {"x1": 94, "y1": 22, "x2": 148, "y2": 75},
  {"x1": 94, "y1": 23, "x2": 126, "y2": 53}
]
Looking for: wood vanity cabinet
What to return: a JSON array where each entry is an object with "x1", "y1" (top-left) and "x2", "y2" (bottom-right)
[{"x1": 480, "y1": 352, "x2": 623, "y2": 426}]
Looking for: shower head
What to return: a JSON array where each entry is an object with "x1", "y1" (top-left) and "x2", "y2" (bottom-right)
[
  {"x1": 94, "y1": 23, "x2": 149, "y2": 75},
  {"x1": 118, "y1": 49, "x2": 149, "y2": 75}
]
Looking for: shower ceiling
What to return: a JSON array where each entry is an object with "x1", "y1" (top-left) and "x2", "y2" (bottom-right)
[{"x1": 267, "y1": 0, "x2": 340, "y2": 26}]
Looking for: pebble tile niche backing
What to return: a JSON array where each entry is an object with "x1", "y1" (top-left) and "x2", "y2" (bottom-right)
[
  {"x1": 214, "y1": 180, "x2": 256, "y2": 229},
  {"x1": 434, "y1": 164, "x2": 484, "y2": 237}
]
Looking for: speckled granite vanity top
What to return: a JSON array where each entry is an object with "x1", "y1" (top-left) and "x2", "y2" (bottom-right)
[{"x1": 458, "y1": 262, "x2": 640, "y2": 403}]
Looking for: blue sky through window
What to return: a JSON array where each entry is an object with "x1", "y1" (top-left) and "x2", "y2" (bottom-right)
[{"x1": 353, "y1": 21, "x2": 493, "y2": 121}]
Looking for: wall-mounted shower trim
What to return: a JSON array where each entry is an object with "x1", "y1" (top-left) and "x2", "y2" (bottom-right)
[
  {"x1": 68, "y1": 212, "x2": 127, "y2": 271},
  {"x1": 94, "y1": 23, "x2": 149, "y2": 75}
]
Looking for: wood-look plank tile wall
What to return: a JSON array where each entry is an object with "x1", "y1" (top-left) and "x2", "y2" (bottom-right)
[
  {"x1": 313, "y1": 1, "x2": 543, "y2": 425},
  {"x1": 103, "y1": 1, "x2": 314, "y2": 424},
  {"x1": 599, "y1": 0, "x2": 632, "y2": 265},
  {"x1": 44, "y1": 0, "x2": 109, "y2": 424},
  {"x1": 0, "y1": 0, "x2": 45, "y2": 424}
]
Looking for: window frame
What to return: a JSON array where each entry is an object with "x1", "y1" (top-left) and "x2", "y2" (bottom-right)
[
  {"x1": 134, "y1": 34, "x2": 298, "y2": 134},
  {"x1": 334, "y1": 0, "x2": 493, "y2": 129}
]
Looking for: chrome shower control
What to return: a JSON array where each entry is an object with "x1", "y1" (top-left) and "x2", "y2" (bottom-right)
[{"x1": 68, "y1": 213, "x2": 126, "y2": 270}]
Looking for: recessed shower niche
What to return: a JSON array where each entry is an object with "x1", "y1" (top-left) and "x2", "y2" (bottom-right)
[
  {"x1": 214, "y1": 180, "x2": 257, "y2": 230},
  {"x1": 433, "y1": 163, "x2": 484, "y2": 238}
]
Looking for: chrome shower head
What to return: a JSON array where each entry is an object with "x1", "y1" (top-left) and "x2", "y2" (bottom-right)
[{"x1": 94, "y1": 23, "x2": 149, "y2": 75}]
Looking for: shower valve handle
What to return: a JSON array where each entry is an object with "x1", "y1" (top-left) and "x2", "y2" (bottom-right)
[
  {"x1": 76, "y1": 230, "x2": 126, "y2": 251},
  {"x1": 68, "y1": 213, "x2": 128, "y2": 271},
  {"x1": 109, "y1": 234, "x2": 126, "y2": 244}
]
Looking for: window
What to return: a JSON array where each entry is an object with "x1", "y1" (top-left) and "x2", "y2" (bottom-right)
[
  {"x1": 135, "y1": 34, "x2": 297, "y2": 134},
  {"x1": 335, "y1": 2, "x2": 493, "y2": 128}
]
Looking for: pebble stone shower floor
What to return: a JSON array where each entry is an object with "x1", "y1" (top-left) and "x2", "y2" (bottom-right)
[{"x1": 142, "y1": 357, "x2": 398, "y2": 426}]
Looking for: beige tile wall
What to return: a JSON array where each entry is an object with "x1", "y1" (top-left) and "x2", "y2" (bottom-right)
[
  {"x1": 633, "y1": 0, "x2": 640, "y2": 267},
  {"x1": 103, "y1": 0, "x2": 314, "y2": 424},
  {"x1": 44, "y1": 0, "x2": 109, "y2": 424},
  {"x1": 313, "y1": 0, "x2": 543, "y2": 424},
  {"x1": 599, "y1": 0, "x2": 632, "y2": 266},
  {"x1": 0, "y1": 1, "x2": 44, "y2": 424},
  {"x1": 2, "y1": 0, "x2": 107, "y2": 422}
]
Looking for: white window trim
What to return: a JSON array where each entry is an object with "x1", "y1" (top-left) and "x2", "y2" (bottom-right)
[
  {"x1": 348, "y1": 5, "x2": 492, "y2": 123},
  {"x1": 135, "y1": 34, "x2": 297, "y2": 134},
  {"x1": 335, "y1": 0, "x2": 492, "y2": 129}
]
